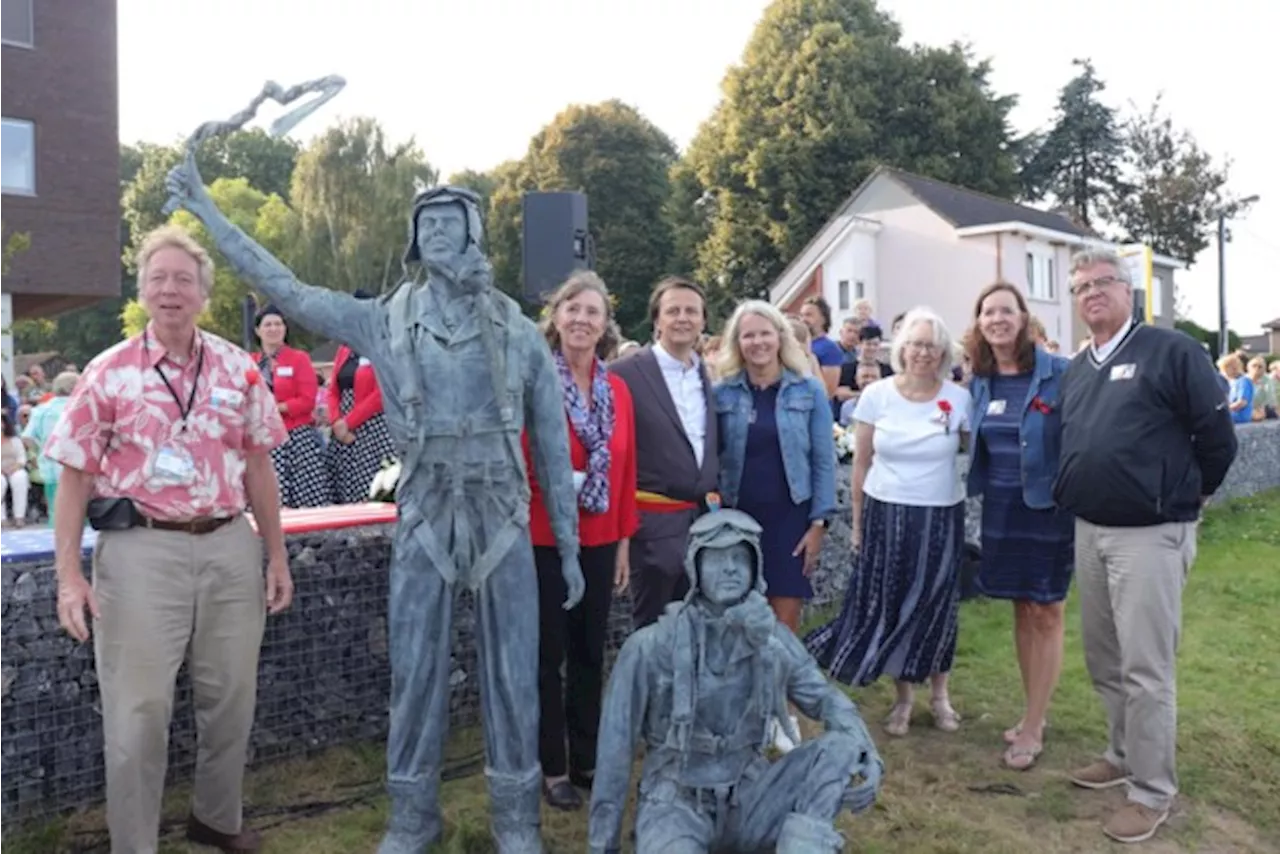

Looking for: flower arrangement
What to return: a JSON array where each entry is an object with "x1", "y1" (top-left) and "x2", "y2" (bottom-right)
[
  {"x1": 368, "y1": 457, "x2": 402, "y2": 502},
  {"x1": 832, "y1": 423, "x2": 856, "y2": 462}
]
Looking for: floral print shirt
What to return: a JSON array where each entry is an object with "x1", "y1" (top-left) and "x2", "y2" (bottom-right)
[{"x1": 43, "y1": 324, "x2": 287, "y2": 520}]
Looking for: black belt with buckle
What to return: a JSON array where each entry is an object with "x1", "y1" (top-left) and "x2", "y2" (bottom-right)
[{"x1": 140, "y1": 514, "x2": 238, "y2": 535}]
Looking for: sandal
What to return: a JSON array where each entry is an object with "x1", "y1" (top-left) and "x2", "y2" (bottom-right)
[
  {"x1": 930, "y1": 697, "x2": 961, "y2": 732},
  {"x1": 884, "y1": 702, "x2": 913, "y2": 737},
  {"x1": 1002, "y1": 742, "x2": 1043, "y2": 771},
  {"x1": 1003, "y1": 720, "x2": 1049, "y2": 745}
]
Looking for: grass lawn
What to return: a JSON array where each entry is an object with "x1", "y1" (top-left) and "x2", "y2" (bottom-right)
[{"x1": 10, "y1": 491, "x2": 1279, "y2": 853}]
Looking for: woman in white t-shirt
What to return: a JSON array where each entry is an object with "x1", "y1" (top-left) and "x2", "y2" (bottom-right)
[
  {"x1": 807, "y1": 307, "x2": 971, "y2": 738},
  {"x1": 0, "y1": 414, "x2": 30, "y2": 527}
]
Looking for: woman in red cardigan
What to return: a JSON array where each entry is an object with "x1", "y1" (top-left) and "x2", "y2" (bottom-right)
[
  {"x1": 254, "y1": 306, "x2": 332, "y2": 507},
  {"x1": 325, "y1": 293, "x2": 398, "y2": 504},
  {"x1": 522, "y1": 271, "x2": 638, "y2": 813}
]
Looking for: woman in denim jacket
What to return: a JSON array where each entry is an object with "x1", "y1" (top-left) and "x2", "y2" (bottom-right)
[
  {"x1": 715, "y1": 301, "x2": 836, "y2": 747},
  {"x1": 965, "y1": 283, "x2": 1073, "y2": 771}
]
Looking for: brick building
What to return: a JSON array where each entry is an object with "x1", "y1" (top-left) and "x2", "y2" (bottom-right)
[{"x1": 2, "y1": 0, "x2": 120, "y2": 383}]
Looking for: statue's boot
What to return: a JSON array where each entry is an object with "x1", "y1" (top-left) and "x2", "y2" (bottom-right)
[
  {"x1": 775, "y1": 812, "x2": 845, "y2": 854},
  {"x1": 377, "y1": 776, "x2": 443, "y2": 854},
  {"x1": 487, "y1": 764, "x2": 544, "y2": 854}
]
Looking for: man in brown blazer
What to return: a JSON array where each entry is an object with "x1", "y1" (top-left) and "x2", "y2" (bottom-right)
[{"x1": 610, "y1": 276, "x2": 719, "y2": 629}]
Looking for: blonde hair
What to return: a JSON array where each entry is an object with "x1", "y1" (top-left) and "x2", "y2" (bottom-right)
[
  {"x1": 136, "y1": 225, "x2": 215, "y2": 298},
  {"x1": 718, "y1": 300, "x2": 811, "y2": 379},
  {"x1": 890, "y1": 306, "x2": 955, "y2": 380},
  {"x1": 1217, "y1": 354, "x2": 1243, "y2": 375}
]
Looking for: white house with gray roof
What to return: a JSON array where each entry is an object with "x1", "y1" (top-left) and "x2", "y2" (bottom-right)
[{"x1": 771, "y1": 166, "x2": 1184, "y2": 349}]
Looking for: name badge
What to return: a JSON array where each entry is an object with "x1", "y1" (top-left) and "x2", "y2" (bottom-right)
[
  {"x1": 986, "y1": 400, "x2": 1007, "y2": 416},
  {"x1": 358, "y1": 357, "x2": 372, "y2": 367},
  {"x1": 150, "y1": 443, "x2": 197, "y2": 485},
  {"x1": 1110, "y1": 363, "x2": 1136, "y2": 381},
  {"x1": 210, "y1": 387, "x2": 244, "y2": 409},
  {"x1": 277, "y1": 366, "x2": 294, "y2": 378}
]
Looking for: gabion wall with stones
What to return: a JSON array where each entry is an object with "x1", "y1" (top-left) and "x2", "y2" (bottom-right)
[{"x1": 3, "y1": 420, "x2": 1276, "y2": 824}]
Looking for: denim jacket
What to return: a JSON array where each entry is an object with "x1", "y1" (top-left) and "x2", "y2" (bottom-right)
[
  {"x1": 714, "y1": 370, "x2": 837, "y2": 522},
  {"x1": 967, "y1": 347, "x2": 1069, "y2": 509}
]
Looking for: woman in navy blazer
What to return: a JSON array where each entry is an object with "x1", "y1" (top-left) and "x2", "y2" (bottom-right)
[{"x1": 966, "y1": 282, "x2": 1072, "y2": 771}]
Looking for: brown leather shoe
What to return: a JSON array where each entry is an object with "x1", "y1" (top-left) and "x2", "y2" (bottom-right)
[{"x1": 186, "y1": 815, "x2": 263, "y2": 853}]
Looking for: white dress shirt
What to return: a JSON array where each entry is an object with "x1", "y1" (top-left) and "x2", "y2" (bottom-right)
[{"x1": 653, "y1": 342, "x2": 707, "y2": 468}]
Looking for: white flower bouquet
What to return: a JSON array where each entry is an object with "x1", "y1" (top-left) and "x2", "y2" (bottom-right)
[
  {"x1": 832, "y1": 423, "x2": 856, "y2": 463},
  {"x1": 368, "y1": 457, "x2": 402, "y2": 502}
]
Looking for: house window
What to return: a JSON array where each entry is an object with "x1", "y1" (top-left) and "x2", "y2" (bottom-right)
[
  {"x1": 1, "y1": 0, "x2": 33, "y2": 46},
  {"x1": 1025, "y1": 250, "x2": 1056, "y2": 301},
  {"x1": 1, "y1": 119, "x2": 36, "y2": 195},
  {"x1": 855, "y1": 280, "x2": 865, "y2": 300},
  {"x1": 837, "y1": 280, "x2": 850, "y2": 310}
]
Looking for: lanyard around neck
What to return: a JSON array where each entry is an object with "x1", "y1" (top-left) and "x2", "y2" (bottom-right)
[{"x1": 145, "y1": 330, "x2": 204, "y2": 429}]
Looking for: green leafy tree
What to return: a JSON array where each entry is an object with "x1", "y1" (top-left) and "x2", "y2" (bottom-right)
[
  {"x1": 1019, "y1": 59, "x2": 1125, "y2": 228},
  {"x1": 1111, "y1": 94, "x2": 1244, "y2": 265},
  {"x1": 285, "y1": 117, "x2": 437, "y2": 296},
  {"x1": 673, "y1": 0, "x2": 1023, "y2": 311},
  {"x1": 484, "y1": 101, "x2": 678, "y2": 336}
]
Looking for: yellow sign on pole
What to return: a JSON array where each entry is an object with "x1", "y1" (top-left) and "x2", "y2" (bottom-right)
[{"x1": 1118, "y1": 244, "x2": 1155, "y2": 323}]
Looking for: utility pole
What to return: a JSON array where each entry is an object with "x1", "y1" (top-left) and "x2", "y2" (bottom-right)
[
  {"x1": 1217, "y1": 213, "x2": 1228, "y2": 359},
  {"x1": 1217, "y1": 194, "x2": 1261, "y2": 359}
]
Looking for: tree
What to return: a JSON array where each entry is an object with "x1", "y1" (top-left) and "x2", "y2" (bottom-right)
[
  {"x1": 1110, "y1": 95, "x2": 1242, "y2": 265},
  {"x1": 673, "y1": 0, "x2": 1023, "y2": 313},
  {"x1": 1019, "y1": 59, "x2": 1125, "y2": 228},
  {"x1": 121, "y1": 178, "x2": 292, "y2": 344},
  {"x1": 284, "y1": 117, "x2": 437, "y2": 296},
  {"x1": 121, "y1": 131, "x2": 300, "y2": 261},
  {"x1": 485, "y1": 101, "x2": 677, "y2": 336}
]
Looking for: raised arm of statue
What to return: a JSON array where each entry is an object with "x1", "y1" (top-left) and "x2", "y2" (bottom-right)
[{"x1": 165, "y1": 151, "x2": 379, "y2": 356}]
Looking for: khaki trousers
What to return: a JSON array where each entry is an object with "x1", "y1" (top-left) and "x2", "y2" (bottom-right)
[
  {"x1": 1075, "y1": 518, "x2": 1197, "y2": 811},
  {"x1": 93, "y1": 517, "x2": 265, "y2": 854}
]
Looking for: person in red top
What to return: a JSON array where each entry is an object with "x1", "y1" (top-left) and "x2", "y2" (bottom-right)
[
  {"x1": 253, "y1": 306, "x2": 332, "y2": 507},
  {"x1": 522, "y1": 271, "x2": 638, "y2": 812},
  {"x1": 325, "y1": 291, "x2": 397, "y2": 503}
]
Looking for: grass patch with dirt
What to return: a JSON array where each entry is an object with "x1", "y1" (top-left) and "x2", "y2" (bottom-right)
[{"x1": 8, "y1": 491, "x2": 1279, "y2": 853}]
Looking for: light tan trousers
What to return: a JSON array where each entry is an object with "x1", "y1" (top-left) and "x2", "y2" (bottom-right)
[
  {"x1": 1075, "y1": 518, "x2": 1197, "y2": 811},
  {"x1": 93, "y1": 517, "x2": 265, "y2": 854}
]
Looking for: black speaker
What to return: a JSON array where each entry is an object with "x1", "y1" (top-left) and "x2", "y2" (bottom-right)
[{"x1": 522, "y1": 191, "x2": 591, "y2": 303}]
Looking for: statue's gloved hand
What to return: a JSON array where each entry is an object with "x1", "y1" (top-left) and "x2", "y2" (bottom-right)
[
  {"x1": 841, "y1": 752, "x2": 884, "y2": 815},
  {"x1": 163, "y1": 150, "x2": 215, "y2": 218},
  {"x1": 560, "y1": 552, "x2": 585, "y2": 610}
]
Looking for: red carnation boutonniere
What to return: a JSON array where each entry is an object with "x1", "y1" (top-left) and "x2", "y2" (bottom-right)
[
  {"x1": 245, "y1": 368, "x2": 261, "y2": 387},
  {"x1": 1031, "y1": 396, "x2": 1053, "y2": 415},
  {"x1": 936, "y1": 399, "x2": 954, "y2": 435}
]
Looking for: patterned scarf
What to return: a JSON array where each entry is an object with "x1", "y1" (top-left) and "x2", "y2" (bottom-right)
[{"x1": 555, "y1": 350, "x2": 614, "y2": 514}]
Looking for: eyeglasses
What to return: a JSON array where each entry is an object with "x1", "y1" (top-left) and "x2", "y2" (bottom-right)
[
  {"x1": 1070, "y1": 275, "x2": 1122, "y2": 297},
  {"x1": 905, "y1": 341, "x2": 940, "y2": 354}
]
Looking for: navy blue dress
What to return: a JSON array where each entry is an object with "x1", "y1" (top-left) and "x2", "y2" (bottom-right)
[
  {"x1": 977, "y1": 373, "x2": 1074, "y2": 603},
  {"x1": 735, "y1": 383, "x2": 813, "y2": 599}
]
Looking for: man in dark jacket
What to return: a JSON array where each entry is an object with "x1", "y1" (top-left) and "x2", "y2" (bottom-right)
[{"x1": 1054, "y1": 248, "x2": 1237, "y2": 846}]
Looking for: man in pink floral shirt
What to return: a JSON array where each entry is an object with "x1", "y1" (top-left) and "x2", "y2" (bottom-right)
[{"x1": 45, "y1": 225, "x2": 292, "y2": 854}]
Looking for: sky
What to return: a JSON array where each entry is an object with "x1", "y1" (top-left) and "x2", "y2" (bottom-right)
[{"x1": 118, "y1": 0, "x2": 1279, "y2": 336}]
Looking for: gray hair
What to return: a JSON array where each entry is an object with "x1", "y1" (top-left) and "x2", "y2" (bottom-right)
[
  {"x1": 1069, "y1": 247, "x2": 1131, "y2": 285},
  {"x1": 51, "y1": 371, "x2": 79, "y2": 396},
  {"x1": 136, "y1": 224, "x2": 216, "y2": 299},
  {"x1": 890, "y1": 306, "x2": 955, "y2": 380}
]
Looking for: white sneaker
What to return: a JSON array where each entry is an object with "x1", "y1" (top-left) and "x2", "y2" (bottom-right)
[{"x1": 770, "y1": 717, "x2": 796, "y2": 754}]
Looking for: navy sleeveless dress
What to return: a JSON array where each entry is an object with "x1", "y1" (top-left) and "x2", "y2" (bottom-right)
[
  {"x1": 735, "y1": 383, "x2": 813, "y2": 600},
  {"x1": 976, "y1": 373, "x2": 1074, "y2": 603}
]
